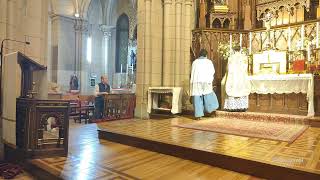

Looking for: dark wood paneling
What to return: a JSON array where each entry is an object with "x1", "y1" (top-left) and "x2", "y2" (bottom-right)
[
  {"x1": 249, "y1": 93, "x2": 308, "y2": 115},
  {"x1": 16, "y1": 98, "x2": 70, "y2": 159}
]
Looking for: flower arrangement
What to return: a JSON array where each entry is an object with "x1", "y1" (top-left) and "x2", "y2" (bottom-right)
[
  {"x1": 218, "y1": 42, "x2": 249, "y2": 60},
  {"x1": 241, "y1": 47, "x2": 249, "y2": 56},
  {"x1": 217, "y1": 42, "x2": 232, "y2": 60}
]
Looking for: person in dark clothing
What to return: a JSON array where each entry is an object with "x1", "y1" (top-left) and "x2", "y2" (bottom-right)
[{"x1": 94, "y1": 75, "x2": 111, "y2": 119}]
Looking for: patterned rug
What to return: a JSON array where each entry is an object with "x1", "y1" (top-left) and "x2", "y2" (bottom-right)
[{"x1": 174, "y1": 118, "x2": 308, "y2": 143}]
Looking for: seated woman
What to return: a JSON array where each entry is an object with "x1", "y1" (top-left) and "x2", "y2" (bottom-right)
[{"x1": 222, "y1": 46, "x2": 251, "y2": 112}]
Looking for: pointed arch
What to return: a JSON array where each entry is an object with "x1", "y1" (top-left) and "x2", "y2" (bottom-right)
[{"x1": 116, "y1": 13, "x2": 129, "y2": 73}]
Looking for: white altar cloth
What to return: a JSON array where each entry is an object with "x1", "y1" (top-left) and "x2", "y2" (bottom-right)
[
  {"x1": 248, "y1": 74, "x2": 314, "y2": 116},
  {"x1": 147, "y1": 87, "x2": 183, "y2": 114}
]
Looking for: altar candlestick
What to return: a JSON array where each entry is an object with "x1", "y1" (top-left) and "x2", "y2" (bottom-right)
[
  {"x1": 126, "y1": 64, "x2": 128, "y2": 85},
  {"x1": 240, "y1": 33, "x2": 242, "y2": 50},
  {"x1": 317, "y1": 22, "x2": 319, "y2": 48},
  {"x1": 288, "y1": 27, "x2": 291, "y2": 51},
  {"x1": 301, "y1": 25, "x2": 305, "y2": 49},
  {"x1": 249, "y1": 32, "x2": 252, "y2": 54},
  {"x1": 229, "y1": 34, "x2": 232, "y2": 52},
  {"x1": 308, "y1": 45, "x2": 311, "y2": 61}
]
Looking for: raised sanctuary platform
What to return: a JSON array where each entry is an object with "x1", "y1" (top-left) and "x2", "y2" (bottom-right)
[{"x1": 97, "y1": 112, "x2": 320, "y2": 180}]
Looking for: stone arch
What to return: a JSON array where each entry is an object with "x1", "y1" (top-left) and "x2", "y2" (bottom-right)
[{"x1": 116, "y1": 13, "x2": 129, "y2": 73}]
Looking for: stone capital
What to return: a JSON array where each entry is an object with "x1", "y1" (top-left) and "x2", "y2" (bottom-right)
[
  {"x1": 99, "y1": 24, "x2": 115, "y2": 38},
  {"x1": 163, "y1": 0, "x2": 172, "y2": 5},
  {"x1": 74, "y1": 19, "x2": 88, "y2": 32},
  {"x1": 185, "y1": 0, "x2": 193, "y2": 6},
  {"x1": 176, "y1": 0, "x2": 183, "y2": 4}
]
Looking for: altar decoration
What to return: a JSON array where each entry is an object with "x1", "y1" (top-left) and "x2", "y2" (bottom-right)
[
  {"x1": 289, "y1": 38, "x2": 314, "y2": 73},
  {"x1": 218, "y1": 42, "x2": 248, "y2": 60},
  {"x1": 218, "y1": 42, "x2": 233, "y2": 60},
  {"x1": 292, "y1": 59, "x2": 306, "y2": 72},
  {"x1": 252, "y1": 50, "x2": 286, "y2": 75}
]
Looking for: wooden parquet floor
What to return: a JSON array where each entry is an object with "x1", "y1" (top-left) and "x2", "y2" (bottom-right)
[
  {"x1": 97, "y1": 116, "x2": 320, "y2": 175},
  {"x1": 29, "y1": 120, "x2": 261, "y2": 180}
]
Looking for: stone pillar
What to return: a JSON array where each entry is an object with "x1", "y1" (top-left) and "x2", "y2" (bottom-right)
[
  {"x1": 0, "y1": 0, "x2": 7, "y2": 47},
  {"x1": 184, "y1": 0, "x2": 193, "y2": 110},
  {"x1": 99, "y1": 25, "x2": 114, "y2": 88},
  {"x1": 145, "y1": 0, "x2": 152, "y2": 87},
  {"x1": 6, "y1": 0, "x2": 19, "y2": 53},
  {"x1": 175, "y1": 0, "x2": 182, "y2": 86},
  {"x1": 74, "y1": 19, "x2": 87, "y2": 92},
  {"x1": 163, "y1": 0, "x2": 172, "y2": 86},
  {"x1": 199, "y1": 0, "x2": 206, "y2": 28},
  {"x1": 135, "y1": 0, "x2": 153, "y2": 118}
]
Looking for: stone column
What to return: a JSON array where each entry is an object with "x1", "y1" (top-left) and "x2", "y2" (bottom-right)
[
  {"x1": 184, "y1": 0, "x2": 193, "y2": 110},
  {"x1": 99, "y1": 25, "x2": 114, "y2": 87},
  {"x1": 6, "y1": 0, "x2": 19, "y2": 53},
  {"x1": 74, "y1": 19, "x2": 87, "y2": 93},
  {"x1": 0, "y1": 0, "x2": 7, "y2": 48},
  {"x1": 163, "y1": 0, "x2": 172, "y2": 86},
  {"x1": 175, "y1": 0, "x2": 182, "y2": 86},
  {"x1": 135, "y1": 0, "x2": 152, "y2": 118},
  {"x1": 145, "y1": 0, "x2": 152, "y2": 87}
]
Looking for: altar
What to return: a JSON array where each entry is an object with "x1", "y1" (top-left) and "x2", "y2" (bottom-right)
[{"x1": 248, "y1": 74, "x2": 314, "y2": 116}]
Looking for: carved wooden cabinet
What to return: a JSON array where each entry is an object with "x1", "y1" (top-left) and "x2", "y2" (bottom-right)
[{"x1": 16, "y1": 98, "x2": 70, "y2": 158}]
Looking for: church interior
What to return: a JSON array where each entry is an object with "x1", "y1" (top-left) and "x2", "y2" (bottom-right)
[{"x1": 1, "y1": 0, "x2": 320, "y2": 179}]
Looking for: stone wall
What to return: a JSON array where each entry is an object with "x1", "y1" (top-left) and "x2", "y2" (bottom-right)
[{"x1": 135, "y1": 0, "x2": 195, "y2": 118}]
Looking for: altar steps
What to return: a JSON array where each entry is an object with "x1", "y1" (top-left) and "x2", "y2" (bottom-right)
[{"x1": 215, "y1": 110, "x2": 320, "y2": 127}]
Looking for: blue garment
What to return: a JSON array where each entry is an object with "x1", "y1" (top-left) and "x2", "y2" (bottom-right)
[{"x1": 193, "y1": 92, "x2": 219, "y2": 118}]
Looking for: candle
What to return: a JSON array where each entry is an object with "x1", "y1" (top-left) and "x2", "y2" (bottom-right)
[
  {"x1": 249, "y1": 32, "x2": 252, "y2": 54},
  {"x1": 229, "y1": 34, "x2": 232, "y2": 52},
  {"x1": 126, "y1": 64, "x2": 128, "y2": 85},
  {"x1": 288, "y1": 27, "x2": 291, "y2": 51},
  {"x1": 317, "y1": 22, "x2": 319, "y2": 48},
  {"x1": 308, "y1": 45, "x2": 311, "y2": 61},
  {"x1": 126, "y1": 64, "x2": 128, "y2": 73},
  {"x1": 301, "y1": 25, "x2": 304, "y2": 49},
  {"x1": 240, "y1": 33, "x2": 242, "y2": 50}
]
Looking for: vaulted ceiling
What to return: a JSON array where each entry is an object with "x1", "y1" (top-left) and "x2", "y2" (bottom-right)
[{"x1": 50, "y1": 0, "x2": 136, "y2": 19}]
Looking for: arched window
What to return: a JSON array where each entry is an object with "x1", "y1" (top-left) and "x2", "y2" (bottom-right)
[{"x1": 116, "y1": 14, "x2": 129, "y2": 73}]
